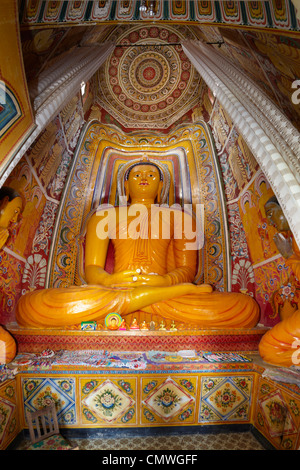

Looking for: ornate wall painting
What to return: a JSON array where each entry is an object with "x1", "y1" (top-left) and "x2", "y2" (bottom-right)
[
  {"x1": 225, "y1": 130, "x2": 258, "y2": 195},
  {"x1": 241, "y1": 30, "x2": 300, "y2": 130},
  {"x1": 59, "y1": 92, "x2": 85, "y2": 153},
  {"x1": 20, "y1": 27, "x2": 69, "y2": 83},
  {"x1": 234, "y1": 169, "x2": 295, "y2": 326},
  {"x1": 237, "y1": 173, "x2": 278, "y2": 267},
  {"x1": 0, "y1": 160, "x2": 47, "y2": 323},
  {"x1": 47, "y1": 121, "x2": 229, "y2": 293},
  {"x1": 227, "y1": 202, "x2": 255, "y2": 298},
  {"x1": 21, "y1": 376, "x2": 77, "y2": 426},
  {"x1": 0, "y1": 92, "x2": 85, "y2": 324},
  {"x1": 0, "y1": 379, "x2": 18, "y2": 450},
  {"x1": 208, "y1": 94, "x2": 294, "y2": 322},
  {"x1": 194, "y1": 25, "x2": 300, "y2": 132},
  {"x1": 209, "y1": 101, "x2": 233, "y2": 154},
  {"x1": 254, "y1": 258, "x2": 291, "y2": 326},
  {"x1": 220, "y1": 32, "x2": 277, "y2": 104},
  {"x1": 199, "y1": 375, "x2": 254, "y2": 423},
  {"x1": 0, "y1": 249, "x2": 24, "y2": 325},
  {"x1": 141, "y1": 376, "x2": 197, "y2": 425},
  {"x1": 254, "y1": 376, "x2": 300, "y2": 450},
  {"x1": 4, "y1": 161, "x2": 47, "y2": 261},
  {"x1": 0, "y1": 0, "x2": 35, "y2": 181},
  {"x1": 81, "y1": 377, "x2": 137, "y2": 426}
]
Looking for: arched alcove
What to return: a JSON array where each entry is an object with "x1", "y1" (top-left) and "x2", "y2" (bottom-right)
[{"x1": 46, "y1": 120, "x2": 230, "y2": 292}]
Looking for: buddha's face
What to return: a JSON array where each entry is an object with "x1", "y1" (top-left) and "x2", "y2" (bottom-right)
[
  {"x1": 0, "y1": 196, "x2": 22, "y2": 228},
  {"x1": 125, "y1": 164, "x2": 163, "y2": 202},
  {"x1": 264, "y1": 202, "x2": 289, "y2": 232}
]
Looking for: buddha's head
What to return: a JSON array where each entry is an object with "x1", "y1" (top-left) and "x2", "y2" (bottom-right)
[
  {"x1": 124, "y1": 162, "x2": 163, "y2": 203},
  {"x1": 0, "y1": 187, "x2": 23, "y2": 229},
  {"x1": 264, "y1": 196, "x2": 290, "y2": 232},
  {"x1": 118, "y1": 157, "x2": 170, "y2": 204}
]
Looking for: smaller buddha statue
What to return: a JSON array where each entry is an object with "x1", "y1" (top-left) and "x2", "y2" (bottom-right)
[
  {"x1": 140, "y1": 321, "x2": 149, "y2": 330},
  {"x1": 0, "y1": 187, "x2": 22, "y2": 364},
  {"x1": 259, "y1": 197, "x2": 300, "y2": 367},
  {"x1": 119, "y1": 319, "x2": 127, "y2": 330},
  {"x1": 107, "y1": 317, "x2": 119, "y2": 330},
  {"x1": 130, "y1": 318, "x2": 139, "y2": 330},
  {"x1": 0, "y1": 187, "x2": 22, "y2": 251}
]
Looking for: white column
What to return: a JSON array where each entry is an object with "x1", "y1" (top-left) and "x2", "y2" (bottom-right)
[
  {"x1": 0, "y1": 42, "x2": 115, "y2": 186},
  {"x1": 182, "y1": 39, "x2": 300, "y2": 247}
]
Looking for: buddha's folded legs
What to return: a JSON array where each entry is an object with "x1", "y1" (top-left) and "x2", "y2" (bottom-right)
[
  {"x1": 259, "y1": 309, "x2": 300, "y2": 366},
  {"x1": 16, "y1": 283, "x2": 259, "y2": 329}
]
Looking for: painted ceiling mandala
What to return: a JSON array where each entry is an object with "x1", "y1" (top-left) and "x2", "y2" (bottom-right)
[{"x1": 96, "y1": 25, "x2": 202, "y2": 129}]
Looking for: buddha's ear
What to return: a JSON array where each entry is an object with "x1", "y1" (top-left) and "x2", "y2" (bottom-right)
[
  {"x1": 156, "y1": 181, "x2": 164, "y2": 204},
  {"x1": 124, "y1": 181, "x2": 130, "y2": 202}
]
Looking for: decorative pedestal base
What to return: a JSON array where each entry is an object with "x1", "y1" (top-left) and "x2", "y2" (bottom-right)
[{"x1": 8, "y1": 325, "x2": 268, "y2": 353}]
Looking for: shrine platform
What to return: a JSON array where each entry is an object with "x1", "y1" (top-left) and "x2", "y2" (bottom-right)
[
  {"x1": 8, "y1": 324, "x2": 268, "y2": 354},
  {"x1": 6, "y1": 324, "x2": 300, "y2": 450}
]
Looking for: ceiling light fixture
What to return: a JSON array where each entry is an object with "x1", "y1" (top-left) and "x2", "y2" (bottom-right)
[{"x1": 139, "y1": 0, "x2": 156, "y2": 18}]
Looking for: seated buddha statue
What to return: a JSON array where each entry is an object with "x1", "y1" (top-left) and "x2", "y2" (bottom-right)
[
  {"x1": 16, "y1": 158, "x2": 259, "y2": 329},
  {"x1": 0, "y1": 187, "x2": 22, "y2": 363},
  {"x1": 0, "y1": 186, "x2": 23, "y2": 251},
  {"x1": 259, "y1": 196, "x2": 300, "y2": 367}
]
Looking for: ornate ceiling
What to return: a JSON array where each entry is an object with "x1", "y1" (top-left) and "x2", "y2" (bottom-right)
[
  {"x1": 19, "y1": 1, "x2": 300, "y2": 131},
  {"x1": 96, "y1": 24, "x2": 202, "y2": 129}
]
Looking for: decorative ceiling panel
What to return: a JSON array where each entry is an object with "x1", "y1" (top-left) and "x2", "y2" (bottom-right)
[
  {"x1": 96, "y1": 24, "x2": 202, "y2": 129},
  {"x1": 19, "y1": 0, "x2": 300, "y2": 33}
]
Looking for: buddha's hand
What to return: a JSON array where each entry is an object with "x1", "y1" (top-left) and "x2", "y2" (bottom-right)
[
  {"x1": 273, "y1": 233, "x2": 293, "y2": 259},
  {"x1": 108, "y1": 271, "x2": 171, "y2": 288},
  {"x1": 130, "y1": 273, "x2": 171, "y2": 287}
]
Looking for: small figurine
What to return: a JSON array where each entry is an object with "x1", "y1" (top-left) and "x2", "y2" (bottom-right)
[
  {"x1": 119, "y1": 319, "x2": 127, "y2": 330},
  {"x1": 130, "y1": 318, "x2": 139, "y2": 330},
  {"x1": 149, "y1": 321, "x2": 156, "y2": 331},
  {"x1": 140, "y1": 321, "x2": 149, "y2": 330},
  {"x1": 108, "y1": 317, "x2": 119, "y2": 330},
  {"x1": 105, "y1": 313, "x2": 122, "y2": 330},
  {"x1": 159, "y1": 320, "x2": 166, "y2": 331},
  {"x1": 170, "y1": 320, "x2": 177, "y2": 331}
]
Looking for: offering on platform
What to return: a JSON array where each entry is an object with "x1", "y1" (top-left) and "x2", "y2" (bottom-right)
[
  {"x1": 81, "y1": 321, "x2": 97, "y2": 331},
  {"x1": 105, "y1": 313, "x2": 123, "y2": 330},
  {"x1": 130, "y1": 318, "x2": 140, "y2": 330}
]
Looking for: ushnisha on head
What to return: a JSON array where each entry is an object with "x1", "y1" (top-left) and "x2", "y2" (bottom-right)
[
  {"x1": 117, "y1": 156, "x2": 171, "y2": 205},
  {"x1": 264, "y1": 196, "x2": 290, "y2": 233}
]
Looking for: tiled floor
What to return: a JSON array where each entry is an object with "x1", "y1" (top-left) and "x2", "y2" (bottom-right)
[{"x1": 14, "y1": 430, "x2": 265, "y2": 450}]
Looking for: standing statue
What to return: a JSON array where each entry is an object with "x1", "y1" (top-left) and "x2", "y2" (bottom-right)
[
  {"x1": 16, "y1": 158, "x2": 259, "y2": 329},
  {"x1": 0, "y1": 187, "x2": 22, "y2": 363},
  {"x1": 259, "y1": 196, "x2": 300, "y2": 367}
]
